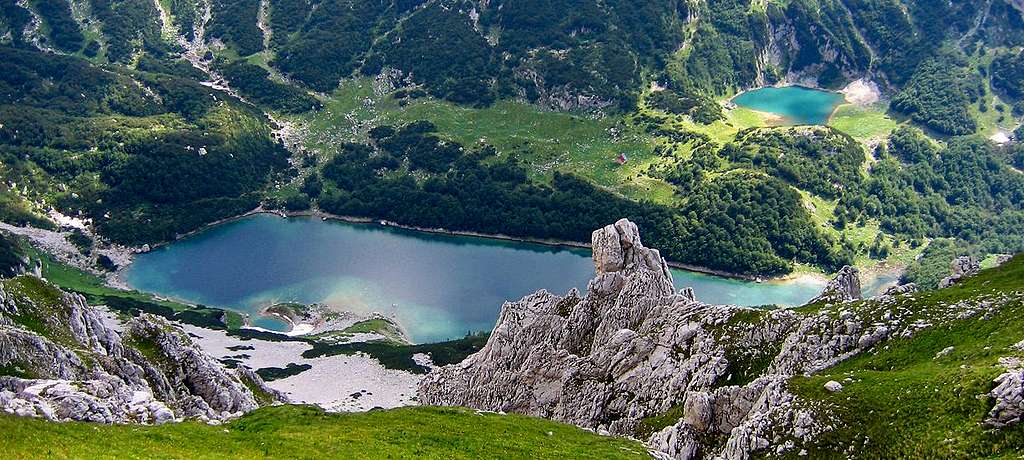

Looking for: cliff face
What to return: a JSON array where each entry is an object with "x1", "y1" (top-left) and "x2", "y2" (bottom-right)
[
  {"x1": 418, "y1": 219, "x2": 1021, "y2": 459},
  {"x1": 0, "y1": 276, "x2": 283, "y2": 424}
]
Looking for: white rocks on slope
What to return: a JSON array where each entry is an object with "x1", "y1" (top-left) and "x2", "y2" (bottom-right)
[
  {"x1": 939, "y1": 256, "x2": 980, "y2": 289},
  {"x1": 124, "y1": 314, "x2": 262, "y2": 418},
  {"x1": 986, "y1": 357, "x2": 1024, "y2": 429},
  {"x1": 0, "y1": 276, "x2": 283, "y2": 424}
]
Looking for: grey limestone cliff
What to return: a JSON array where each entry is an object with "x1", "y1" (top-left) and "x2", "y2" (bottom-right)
[{"x1": 418, "y1": 219, "x2": 1009, "y2": 459}]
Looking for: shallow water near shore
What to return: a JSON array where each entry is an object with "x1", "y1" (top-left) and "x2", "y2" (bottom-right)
[
  {"x1": 125, "y1": 214, "x2": 827, "y2": 343},
  {"x1": 732, "y1": 86, "x2": 845, "y2": 125}
]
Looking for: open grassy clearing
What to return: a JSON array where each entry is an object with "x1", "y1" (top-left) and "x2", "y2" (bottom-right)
[
  {"x1": 294, "y1": 79, "x2": 672, "y2": 203},
  {"x1": 828, "y1": 103, "x2": 900, "y2": 143},
  {"x1": 0, "y1": 405, "x2": 649, "y2": 459},
  {"x1": 969, "y1": 48, "x2": 1019, "y2": 138}
]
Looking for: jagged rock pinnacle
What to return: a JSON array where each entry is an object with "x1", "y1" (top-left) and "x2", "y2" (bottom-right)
[{"x1": 808, "y1": 266, "x2": 862, "y2": 304}]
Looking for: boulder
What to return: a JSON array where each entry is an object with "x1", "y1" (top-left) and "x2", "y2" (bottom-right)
[{"x1": 882, "y1": 283, "x2": 917, "y2": 296}]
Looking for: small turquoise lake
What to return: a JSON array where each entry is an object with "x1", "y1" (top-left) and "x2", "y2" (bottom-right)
[
  {"x1": 124, "y1": 214, "x2": 826, "y2": 343},
  {"x1": 732, "y1": 86, "x2": 845, "y2": 125}
]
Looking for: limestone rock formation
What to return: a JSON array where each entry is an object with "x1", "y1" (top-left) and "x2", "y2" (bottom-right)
[
  {"x1": 939, "y1": 256, "x2": 980, "y2": 289},
  {"x1": 420, "y1": 220, "x2": 850, "y2": 457},
  {"x1": 124, "y1": 314, "x2": 260, "y2": 418},
  {"x1": 418, "y1": 219, "x2": 1003, "y2": 459},
  {"x1": 986, "y1": 357, "x2": 1024, "y2": 429},
  {"x1": 0, "y1": 276, "x2": 283, "y2": 424},
  {"x1": 882, "y1": 283, "x2": 918, "y2": 296},
  {"x1": 807, "y1": 265, "x2": 861, "y2": 304}
]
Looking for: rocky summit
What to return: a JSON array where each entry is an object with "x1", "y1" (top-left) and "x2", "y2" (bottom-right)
[{"x1": 419, "y1": 219, "x2": 1024, "y2": 459}]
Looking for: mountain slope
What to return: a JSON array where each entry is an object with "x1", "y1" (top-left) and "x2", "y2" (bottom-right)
[
  {"x1": 419, "y1": 219, "x2": 1024, "y2": 458},
  {"x1": 0, "y1": 404, "x2": 649, "y2": 459},
  {"x1": 0, "y1": 275, "x2": 282, "y2": 423},
  {"x1": 1, "y1": 0, "x2": 1023, "y2": 280}
]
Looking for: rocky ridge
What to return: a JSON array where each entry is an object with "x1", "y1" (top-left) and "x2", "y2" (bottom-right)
[
  {"x1": 0, "y1": 276, "x2": 284, "y2": 424},
  {"x1": 939, "y1": 256, "x2": 981, "y2": 289},
  {"x1": 418, "y1": 219, "x2": 1020, "y2": 459}
]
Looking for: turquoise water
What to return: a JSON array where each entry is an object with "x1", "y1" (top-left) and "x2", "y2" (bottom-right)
[
  {"x1": 124, "y1": 214, "x2": 826, "y2": 343},
  {"x1": 732, "y1": 86, "x2": 845, "y2": 125}
]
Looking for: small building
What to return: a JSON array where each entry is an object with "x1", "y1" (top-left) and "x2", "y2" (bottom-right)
[{"x1": 615, "y1": 153, "x2": 629, "y2": 164}]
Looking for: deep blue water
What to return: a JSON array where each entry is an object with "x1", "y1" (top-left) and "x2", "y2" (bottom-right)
[
  {"x1": 124, "y1": 214, "x2": 825, "y2": 343},
  {"x1": 732, "y1": 86, "x2": 845, "y2": 125}
]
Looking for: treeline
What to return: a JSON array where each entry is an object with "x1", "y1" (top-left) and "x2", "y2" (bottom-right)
[
  {"x1": 268, "y1": 0, "x2": 682, "y2": 109},
  {"x1": 991, "y1": 50, "x2": 1024, "y2": 101},
  {"x1": 0, "y1": 47, "x2": 290, "y2": 244},
  {"x1": 209, "y1": 0, "x2": 263, "y2": 56},
  {"x1": 731, "y1": 128, "x2": 864, "y2": 199},
  {"x1": 287, "y1": 121, "x2": 847, "y2": 276},
  {"x1": 90, "y1": 0, "x2": 165, "y2": 62},
  {"x1": 273, "y1": 0, "x2": 389, "y2": 91},
  {"x1": 365, "y1": 4, "x2": 496, "y2": 106},
  {"x1": 645, "y1": 87, "x2": 723, "y2": 124},
  {"x1": 33, "y1": 0, "x2": 85, "y2": 52}
]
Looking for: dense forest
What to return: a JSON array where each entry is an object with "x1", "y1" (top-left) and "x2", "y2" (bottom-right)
[
  {"x1": 0, "y1": 47, "x2": 290, "y2": 245},
  {"x1": 286, "y1": 121, "x2": 849, "y2": 276},
  {"x1": 891, "y1": 54, "x2": 980, "y2": 135},
  {"x1": 839, "y1": 128, "x2": 1024, "y2": 253},
  {"x1": 0, "y1": 0, "x2": 1023, "y2": 278}
]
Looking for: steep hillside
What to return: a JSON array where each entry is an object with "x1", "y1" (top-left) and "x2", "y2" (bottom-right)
[
  {"x1": 4, "y1": 0, "x2": 1021, "y2": 112},
  {"x1": 0, "y1": 45, "x2": 291, "y2": 246},
  {"x1": 0, "y1": 273, "x2": 646, "y2": 458},
  {"x1": 420, "y1": 219, "x2": 1024, "y2": 458},
  {"x1": 1, "y1": 0, "x2": 1023, "y2": 279}
]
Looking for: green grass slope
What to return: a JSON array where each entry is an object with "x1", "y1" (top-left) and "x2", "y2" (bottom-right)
[
  {"x1": 790, "y1": 255, "x2": 1024, "y2": 458},
  {"x1": 0, "y1": 405, "x2": 648, "y2": 459}
]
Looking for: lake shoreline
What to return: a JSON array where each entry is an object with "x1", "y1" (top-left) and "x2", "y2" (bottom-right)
[
  {"x1": 155, "y1": 207, "x2": 813, "y2": 283},
  {"x1": 730, "y1": 83, "x2": 847, "y2": 125}
]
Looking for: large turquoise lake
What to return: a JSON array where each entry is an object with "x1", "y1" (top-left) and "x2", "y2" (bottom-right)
[
  {"x1": 732, "y1": 86, "x2": 845, "y2": 125},
  {"x1": 125, "y1": 214, "x2": 826, "y2": 343}
]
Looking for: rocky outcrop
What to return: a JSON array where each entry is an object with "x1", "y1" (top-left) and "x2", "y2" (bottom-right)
[
  {"x1": 419, "y1": 220, "x2": 887, "y2": 458},
  {"x1": 939, "y1": 256, "x2": 980, "y2": 289},
  {"x1": 419, "y1": 219, "x2": 1007, "y2": 459},
  {"x1": 0, "y1": 276, "x2": 283, "y2": 424},
  {"x1": 986, "y1": 357, "x2": 1024, "y2": 429},
  {"x1": 882, "y1": 283, "x2": 918, "y2": 296},
  {"x1": 124, "y1": 314, "x2": 260, "y2": 418},
  {"x1": 0, "y1": 377, "x2": 174, "y2": 424},
  {"x1": 807, "y1": 265, "x2": 861, "y2": 304}
]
